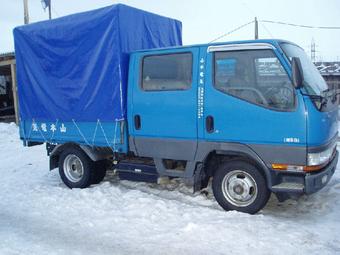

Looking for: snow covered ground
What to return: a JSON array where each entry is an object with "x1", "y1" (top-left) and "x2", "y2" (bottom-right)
[{"x1": 0, "y1": 123, "x2": 340, "y2": 255}]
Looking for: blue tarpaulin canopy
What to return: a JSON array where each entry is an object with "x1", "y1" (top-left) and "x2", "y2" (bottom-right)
[{"x1": 14, "y1": 4, "x2": 182, "y2": 122}]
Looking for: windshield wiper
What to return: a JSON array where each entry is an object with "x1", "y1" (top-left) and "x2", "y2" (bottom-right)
[
  {"x1": 302, "y1": 92, "x2": 328, "y2": 110},
  {"x1": 321, "y1": 88, "x2": 340, "y2": 104},
  {"x1": 321, "y1": 88, "x2": 335, "y2": 97}
]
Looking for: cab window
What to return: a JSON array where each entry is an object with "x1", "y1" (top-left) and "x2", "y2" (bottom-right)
[
  {"x1": 214, "y1": 50, "x2": 295, "y2": 110},
  {"x1": 141, "y1": 52, "x2": 192, "y2": 91}
]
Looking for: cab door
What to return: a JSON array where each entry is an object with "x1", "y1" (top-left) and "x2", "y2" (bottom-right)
[
  {"x1": 129, "y1": 48, "x2": 199, "y2": 160},
  {"x1": 203, "y1": 43, "x2": 307, "y2": 164}
]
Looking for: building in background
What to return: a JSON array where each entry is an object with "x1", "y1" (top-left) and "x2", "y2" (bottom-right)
[
  {"x1": 0, "y1": 52, "x2": 18, "y2": 123},
  {"x1": 315, "y1": 62, "x2": 340, "y2": 103}
]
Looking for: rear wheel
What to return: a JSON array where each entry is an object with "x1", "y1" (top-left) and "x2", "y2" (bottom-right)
[
  {"x1": 58, "y1": 148, "x2": 94, "y2": 189},
  {"x1": 212, "y1": 161, "x2": 271, "y2": 214}
]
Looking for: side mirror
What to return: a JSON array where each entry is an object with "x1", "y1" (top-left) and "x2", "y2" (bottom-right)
[{"x1": 291, "y1": 57, "x2": 303, "y2": 89}]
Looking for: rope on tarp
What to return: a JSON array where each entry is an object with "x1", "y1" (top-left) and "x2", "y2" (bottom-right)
[
  {"x1": 98, "y1": 119, "x2": 118, "y2": 153},
  {"x1": 72, "y1": 119, "x2": 91, "y2": 146},
  {"x1": 113, "y1": 120, "x2": 118, "y2": 152},
  {"x1": 24, "y1": 119, "x2": 58, "y2": 144},
  {"x1": 25, "y1": 118, "x2": 121, "y2": 154},
  {"x1": 83, "y1": 118, "x2": 120, "y2": 153},
  {"x1": 92, "y1": 119, "x2": 100, "y2": 147}
]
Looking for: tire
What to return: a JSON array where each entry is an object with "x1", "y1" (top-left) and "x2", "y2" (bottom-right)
[
  {"x1": 212, "y1": 160, "x2": 271, "y2": 214},
  {"x1": 58, "y1": 147, "x2": 94, "y2": 189},
  {"x1": 91, "y1": 160, "x2": 107, "y2": 184}
]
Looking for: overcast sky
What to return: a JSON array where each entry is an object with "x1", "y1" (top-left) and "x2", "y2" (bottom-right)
[{"x1": 1, "y1": 0, "x2": 340, "y2": 61}]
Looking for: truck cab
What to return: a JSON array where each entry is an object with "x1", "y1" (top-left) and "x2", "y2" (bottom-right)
[{"x1": 126, "y1": 39, "x2": 338, "y2": 213}]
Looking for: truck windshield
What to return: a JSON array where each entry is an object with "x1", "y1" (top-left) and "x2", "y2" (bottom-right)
[{"x1": 281, "y1": 43, "x2": 328, "y2": 96}]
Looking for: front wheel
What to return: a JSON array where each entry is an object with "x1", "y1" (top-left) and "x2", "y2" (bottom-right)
[{"x1": 212, "y1": 161, "x2": 271, "y2": 214}]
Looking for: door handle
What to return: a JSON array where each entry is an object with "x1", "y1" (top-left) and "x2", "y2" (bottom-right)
[
  {"x1": 206, "y1": 115, "x2": 214, "y2": 133},
  {"x1": 134, "y1": 115, "x2": 141, "y2": 130}
]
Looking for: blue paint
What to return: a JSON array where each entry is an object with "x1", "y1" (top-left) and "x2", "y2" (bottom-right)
[
  {"x1": 20, "y1": 120, "x2": 128, "y2": 153},
  {"x1": 18, "y1": 37, "x2": 337, "y2": 155},
  {"x1": 128, "y1": 47, "x2": 200, "y2": 140},
  {"x1": 203, "y1": 42, "x2": 307, "y2": 146},
  {"x1": 14, "y1": 4, "x2": 182, "y2": 122},
  {"x1": 128, "y1": 39, "x2": 336, "y2": 149},
  {"x1": 304, "y1": 96, "x2": 338, "y2": 146}
]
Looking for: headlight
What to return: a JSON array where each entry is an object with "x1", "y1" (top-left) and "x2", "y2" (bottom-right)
[
  {"x1": 307, "y1": 145, "x2": 336, "y2": 166},
  {"x1": 272, "y1": 144, "x2": 336, "y2": 173}
]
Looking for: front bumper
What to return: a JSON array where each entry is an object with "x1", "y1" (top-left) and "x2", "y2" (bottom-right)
[
  {"x1": 305, "y1": 151, "x2": 338, "y2": 194},
  {"x1": 271, "y1": 151, "x2": 338, "y2": 194}
]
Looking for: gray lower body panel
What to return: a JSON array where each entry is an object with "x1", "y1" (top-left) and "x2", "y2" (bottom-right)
[
  {"x1": 131, "y1": 137, "x2": 307, "y2": 165},
  {"x1": 132, "y1": 136, "x2": 197, "y2": 161},
  {"x1": 248, "y1": 144, "x2": 307, "y2": 166},
  {"x1": 130, "y1": 136, "x2": 309, "y2": 184}
]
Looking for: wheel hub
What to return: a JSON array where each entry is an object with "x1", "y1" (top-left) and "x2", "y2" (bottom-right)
[
  {"x1": 64, "y1": 154, "x2": 84, "y2": 183},
  {"x1": 222, "y1": 170, "x2": 258, "y2": 207},
  {"x1": 233, "y1": 184, "x2": 244, "y2": 195}
]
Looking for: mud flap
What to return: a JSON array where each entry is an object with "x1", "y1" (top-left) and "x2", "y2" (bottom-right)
[{"x1": 193, "y1": 163, "x2": 209, "y2": 193}]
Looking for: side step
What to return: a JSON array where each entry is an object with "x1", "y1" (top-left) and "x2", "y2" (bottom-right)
[
  {"x1": 272, "y1": 182, "x2": 304, "y2": 193},
  {"x1": 115, "y1": 162, "x2": 159, "y2": 183}
]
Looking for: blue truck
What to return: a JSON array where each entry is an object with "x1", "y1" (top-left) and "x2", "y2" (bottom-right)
[{"x1": 14, "y1": 4, "x2": 338, "y2": 214}]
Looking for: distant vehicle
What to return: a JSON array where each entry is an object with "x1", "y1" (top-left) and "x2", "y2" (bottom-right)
[{"x1": 14, "y1": 4, "x2": 338, "y2": 214}]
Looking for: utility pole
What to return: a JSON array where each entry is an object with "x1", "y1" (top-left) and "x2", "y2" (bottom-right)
[
  {"x1": 311, "y1": 38, "x2": 316, "y2": 63},
  {"x1": 254, "y1": 17, "x2": 259, "y2": 40},
  {"x1": 23, "y1": 0, "x2": 29, "y2": 24},
  {"x1": 48, "y1": 0, "x2": 51, "y2": 20}
]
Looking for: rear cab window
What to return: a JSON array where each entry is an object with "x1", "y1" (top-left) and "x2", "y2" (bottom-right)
[{"x1": 141, "y1": 52, "x2": 193, "y2": 91}]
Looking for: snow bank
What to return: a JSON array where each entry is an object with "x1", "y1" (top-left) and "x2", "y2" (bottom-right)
[{"x1": 0, "y1": 123, "x2": 340, "y2": 254}]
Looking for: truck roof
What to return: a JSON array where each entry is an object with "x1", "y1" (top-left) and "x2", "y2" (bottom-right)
[{"x1": 131, "y1": 39, "x2": 296, "y2": 54}]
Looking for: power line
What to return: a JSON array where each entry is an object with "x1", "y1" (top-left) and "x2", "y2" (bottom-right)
[
  {"x1": 209, "y1": 18, "x2": 340, "y2": 43},
  {"x1": 239, "y1": 1, "x2": 274, "y2": 38},
  {"x1": 259, "y1": 22, "x2": 274, "y2": 38},
  {"x1": 209, "y1": 20, "x2": 254, "y2": 43},
  {"x1": 260, "y1": 20, "x2": 340, "y2": 30},
  {"x1": 51, "y1": 7, "x2": 59, "y2": 18}
]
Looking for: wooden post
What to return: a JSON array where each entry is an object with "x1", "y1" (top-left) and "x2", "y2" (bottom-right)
[
  {"x1": 23, "y1": 0, "x2": 29, "y2": 24},
  {"x1": 48, "y1": 0, "x2": 52, "y2": 20},
  {"x1": 255, "y1": 17, "x2": 259, "y2": 40},
  {"x1": 10, "y1": 63, "x2": 19, "y2": 125}
]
